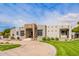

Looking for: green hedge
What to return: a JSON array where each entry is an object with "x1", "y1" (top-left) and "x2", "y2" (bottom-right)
[{"x1": 42, "y1": 37, "x2": 59, "y2": 41}]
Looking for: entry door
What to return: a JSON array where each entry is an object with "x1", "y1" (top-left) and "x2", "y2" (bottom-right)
[{"x1": 26, "y1": 29, "x2": 33, "y2": 38}]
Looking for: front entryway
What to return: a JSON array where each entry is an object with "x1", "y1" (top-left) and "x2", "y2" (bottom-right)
[
  {"x1": 74, "y1": 33, "x2": 79, "y2": 38},
  {"x1": 24, "y1": 24, "x2": 37, "y2": 40},
  {"x1": 26, "y1": 29, "x2": 33, "y2": 38}
]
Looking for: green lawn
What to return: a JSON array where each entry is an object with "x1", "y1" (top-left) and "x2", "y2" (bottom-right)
[
  {"x1": 45, "y1": 40, "x2": 79, "y2": 56},
  {"x1": 0, "y1": 44, "x2": 21, "y2": 51}
]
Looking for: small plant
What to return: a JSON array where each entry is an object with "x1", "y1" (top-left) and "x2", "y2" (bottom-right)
[
  {"x1": 17, "y1": 37, "x2": 21, "y2": 41},
  {"x1": 42, "y1": 37, "x2": 51, "y2": 41},
  {"x1": 0, "y1": 42, "x2": 4, "y2": 44},
  {"x1": 5, "y1": 42, "x2": 9, "y2": 44},
  {"x1": 46, "y1": 37, "x2": 50, "y2": 41},
  {"x1": 42, "y1": 37, "x2": 46, "y2": 41},
  {"x1": 55, "y1": 37, "x2": 59, "y2": 41},
  {"x1": 11, "y1": 36, "x2": 15, "y2": 39},
  {"x1": 17, "y1": 37, "x2": 20, "y2": 39},
  {"x1": 51, "y1": 37, "x2": 54, "y2": 40}
]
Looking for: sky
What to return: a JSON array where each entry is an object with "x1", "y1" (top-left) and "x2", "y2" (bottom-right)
[{"x1": 0, "y1": 3, "x2": 79, "y2": 31}]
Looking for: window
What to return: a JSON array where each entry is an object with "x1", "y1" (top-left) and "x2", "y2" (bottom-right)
[
  {"x1": 20, "y1": 30, "x2": 24, "y2": 36},
  {"x1": 61, "y1": 31, "x2": 65, "y2": 35},
  {"x1": 16, "y1": 32, "x2": 19, "y2": 35},
  {"x1": 37, "y1": 30, "x2": 43, "y2": 36}
]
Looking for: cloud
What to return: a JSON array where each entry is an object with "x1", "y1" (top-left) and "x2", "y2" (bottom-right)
[
  {"x1": 12, "y1": 19, "x2": 27, "y2": 27},
  {"x1": 1, "y1": 3, "x2": 79, "y2": 31},
  {"x1": 0, "y1": 11, "x2": 79, "y2": 28},
  {"x1": 38, "y1": 11, "x2": 63, "y2": 25},
  {"x1": 60, "y1": 13, "x2": 79, "y2": 22},
  {"x1": 38, "y1": 11, "x2": 79, "y2": 26}
]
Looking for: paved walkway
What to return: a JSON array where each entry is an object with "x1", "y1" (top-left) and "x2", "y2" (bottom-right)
[{"x1": 0, "y1": 40, "x2": 56, "y2": 56}]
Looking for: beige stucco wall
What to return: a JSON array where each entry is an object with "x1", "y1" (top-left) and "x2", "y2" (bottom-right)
[
  {"x1": 10, "y1": 27, "x2": 26, "y2": 40},
  {"x1": 47, "y1": 23, "x2": 72, "y2": 40},
  {"x1": 10, "y1": 23, "x2": 72, "y2": 41},
  {"x1": 37, "y1": 25, "x2": 46, "y2": 41}
]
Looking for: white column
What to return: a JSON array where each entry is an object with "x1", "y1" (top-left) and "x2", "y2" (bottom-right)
[{"x1": 69, "y1": 25, "x2": 72, "y2": 40}]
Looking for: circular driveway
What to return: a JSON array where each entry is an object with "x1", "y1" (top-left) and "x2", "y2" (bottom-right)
[{"x1": 0, "y1": 41, "x2": 56, "y2": 56}]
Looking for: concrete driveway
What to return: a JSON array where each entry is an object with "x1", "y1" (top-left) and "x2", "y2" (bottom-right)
[{"x1": 0, "y1": 40, "x2": 56, "y2": 56}]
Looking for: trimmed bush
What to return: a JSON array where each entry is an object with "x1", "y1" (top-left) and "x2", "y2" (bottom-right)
[
  {"x1": 11, "y1": 36, "x2": 15, "y2": 39},
  {"x1": 51, "y1": 37, "x2": 54, "y2": 40},
  {"x1": 42, "y1": 37, "x2": 50, "y2": 41},
  {"x1": 42, "y1": 37, "x2": 46, "y2": 41},
  {"x1": 0, "y1": 42, "x2": 4, "y2": 44},
  {"x1": 42, "y1": 37, "x2": 59, "y2": 41},
  {"x1": 17, "y1": 37, "x2": 22, "y2": 41},
  {"x1": 55, "y1": 37, "x2": 59, "y2": 41},
  {"x1": 5, "y1": 42, "x2": 9, "y2": 44},
  {"x1": 46, "y1": 37, "x2": 50, "y2": 41},
  {"x1": 17, "y1": 37, "x2": 20, "y2": 39}
]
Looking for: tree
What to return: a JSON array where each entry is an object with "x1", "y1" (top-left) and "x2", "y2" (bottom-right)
[
  {"x1": 2, "y1": 29, "x2": 11, "y2": 38},
  {"x1": 72, "y1": 26, "x2": 79, "y2": 32},
  {"x1": 0, "y1": 32, "x2": 3, "y2": 36},
  {"x1": 77, "y1": 21, "x2": 79, "y2": 25},
  {"x1": 72, "y1": 21, "x2": 79, "y2": 32}
]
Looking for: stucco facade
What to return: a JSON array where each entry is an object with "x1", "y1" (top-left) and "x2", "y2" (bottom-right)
[
  {"x1": 47, "y1": 23, "x2": 72, "y2": 41},
  {"x1": 10, "y1": 23, "x2": 72, "y2": 41},
  {"x1": 37, "y1": 25, "x2": 47, "y2": 40}
]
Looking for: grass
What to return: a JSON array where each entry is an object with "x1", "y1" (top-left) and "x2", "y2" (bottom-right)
[
  {"x1": 0, "y1": 44, "x2": 21, "y2": 51},
  {"x1": 44, "y1": 40, "x2": 79, "y2": 56}
]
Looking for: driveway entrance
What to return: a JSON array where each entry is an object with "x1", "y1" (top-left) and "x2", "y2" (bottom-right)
[{"x1": 0, "y1": 41, "x2": 56, "y2": 56}]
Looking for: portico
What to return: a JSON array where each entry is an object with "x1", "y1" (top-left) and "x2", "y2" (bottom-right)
[{"x1": 24, "y1": 24, "x2": 37, "y2": 40}]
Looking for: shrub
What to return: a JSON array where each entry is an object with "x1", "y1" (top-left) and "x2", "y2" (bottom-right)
[
  {"x1": 0, "y1": 42, "x2": 4, "y2": 44},
  {"x1": 42, "y1": 37, "x2": 50, "y2": 41},
  {"x1": 42, "y1": 37, "x2": 46, "y2": 41},
  {"x1": 17, "y1": 37, "x2": 22, "y2": 41},
  {"x1": 17, "y1": 37, "x2": 20, "y2": 39},
  {"x1": 46, "y1": 37, "x2": 50, "y2": 41},
  {"x1": 55, "y1": 37, "x2": 59, "y2": 41},
  {"x1": 5, "y1": 42, "x2": 9, "y2": 44},
  {"x1": 51, "y1": 37, "x2": 54, "y2": 40},
  {"x1": 11, "y1": 36, "x2": 15, "y2": 39}
]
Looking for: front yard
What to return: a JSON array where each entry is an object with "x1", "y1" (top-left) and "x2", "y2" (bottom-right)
[
  {"x1": 44, "y1": 40, "x2": 79, "y2": 56},
  {"x1": 0, "y1": 43, "x2": 21, "y2": 51}
]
